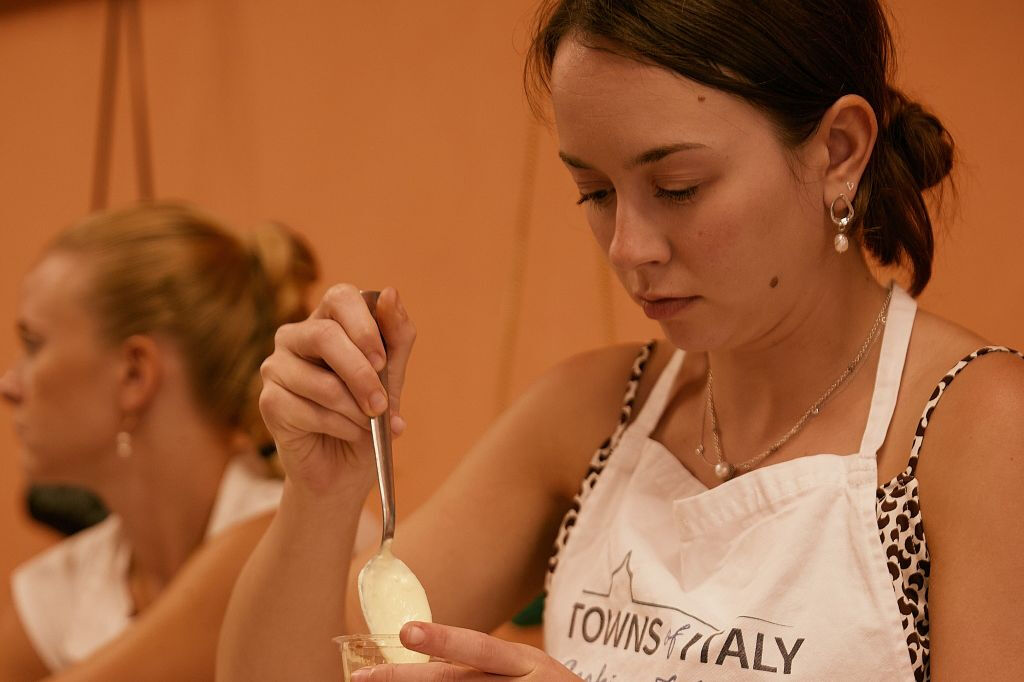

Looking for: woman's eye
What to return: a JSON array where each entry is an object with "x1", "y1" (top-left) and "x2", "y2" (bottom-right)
[
  {"x1": 19, "y1": 334, "x2": 42, "y2": 355},
  {"x1": 576, "y1": 188, "x2": 615, "y2": 206},
  {"x1": 655, "y1": 185, "x2": 699, "y2": 203}
]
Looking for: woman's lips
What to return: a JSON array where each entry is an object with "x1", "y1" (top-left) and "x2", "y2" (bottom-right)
[{"x1": 640, "y1": 296, "x2": 699, "y2": 320}]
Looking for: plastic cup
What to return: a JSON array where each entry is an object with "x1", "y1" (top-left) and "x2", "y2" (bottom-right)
[{"x1": 334, "y1": 633, "x2": 436, "y2": 680}]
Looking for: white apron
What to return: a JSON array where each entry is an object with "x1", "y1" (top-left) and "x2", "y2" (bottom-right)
[{"x1": 545, "y1": 287, "x2": 918, "y2": 681}]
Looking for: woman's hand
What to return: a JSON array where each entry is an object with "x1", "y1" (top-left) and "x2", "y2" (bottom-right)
[
  {"x1": 258, "y1": 284, "x2": 415, "y2": 497},
  {"x1": 351, "y1": 622, "x2": 578, "y2": 681}
]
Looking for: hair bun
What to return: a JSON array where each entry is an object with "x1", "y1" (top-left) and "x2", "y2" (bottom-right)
[
  {"x1": 884, "y1": 88, "x2": 954, "y2": 191},
  {"x1": 247, "y1": 222, "x2": 319, "y2": 328}
]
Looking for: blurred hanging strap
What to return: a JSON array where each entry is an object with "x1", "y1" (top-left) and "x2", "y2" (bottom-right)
[
  {"x1": 91, "y1": 0, "x2": 154, "y2": 211},
  {"x1": 125, "y1": 0, "x2": 154, "y2": 201},
  {"x1": 90, "y1": 0, "x2": 121, "y2": 210},
  {"x1": 494, "y1": 118, "x2": 540, "y2": 414}
]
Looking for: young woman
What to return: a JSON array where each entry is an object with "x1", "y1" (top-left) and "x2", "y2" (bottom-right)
[
  {"x1": 0, "y1": 202, "x2": 348, "y2": 681},
  {"x1": 218, "y1": 2, "x2": 1024, "y2": 680}
]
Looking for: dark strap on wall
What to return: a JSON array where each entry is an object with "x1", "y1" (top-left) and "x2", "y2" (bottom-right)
[{"x1": 91, "y1": 0, "x2": 154, "y2": 211}]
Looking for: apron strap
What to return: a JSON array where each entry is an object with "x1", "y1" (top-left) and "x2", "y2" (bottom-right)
[
  {"x1": 858, "y1": 284, "x2": 918, "y2": 457},
  {"x1": 631, "y1": 348, "x2": 686, "y2": 437}
]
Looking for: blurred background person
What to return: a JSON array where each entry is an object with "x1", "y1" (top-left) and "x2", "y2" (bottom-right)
[{"x1": 0, "y1": 202, "x2": 334, "y2": 680}]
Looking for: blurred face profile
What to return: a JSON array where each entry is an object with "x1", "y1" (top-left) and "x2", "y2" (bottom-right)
[
  {"x1": 550, "y1": 38, "x2": 828, "y2": 352},
  {"x1": 0, "y1": 253, "x2": 122, "y2": 483}
]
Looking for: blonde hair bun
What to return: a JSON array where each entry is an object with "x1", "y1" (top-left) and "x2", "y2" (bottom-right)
[{"x1": 51, "y1": 201, "x2": 319, "y2": 450}]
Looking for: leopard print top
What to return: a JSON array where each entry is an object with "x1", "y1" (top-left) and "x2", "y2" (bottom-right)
[{"x1": 548, "y1": 342, "x2": 1023, "y2": 682}]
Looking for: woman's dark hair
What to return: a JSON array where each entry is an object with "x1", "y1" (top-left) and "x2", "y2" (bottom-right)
[{"x1": 525, "y1": 0, "x2": 954, "y2": 295}]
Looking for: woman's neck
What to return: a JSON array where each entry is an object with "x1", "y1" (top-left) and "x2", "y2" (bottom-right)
[
  {"x1": 705, "y1": 264, "x2": 891, "y2": 453},
  {"x1": 94, "y1": 414, "x2": 232, "y2": 607}
]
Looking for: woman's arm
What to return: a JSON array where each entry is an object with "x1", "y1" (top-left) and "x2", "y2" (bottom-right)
[
  {"x1": 217, "y1": 314, "x2": 654, "y2": 682},
  {"x1": 20, "y1": 512, "x2": 274, "y2": 682},
  {"x1": 916, "y1": 351, "x2": 1024, "y2": 680}
]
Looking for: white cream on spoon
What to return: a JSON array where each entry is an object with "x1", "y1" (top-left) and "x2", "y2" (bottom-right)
[
  {"x1": 356, "y1": 291, "x2": 432, "y2": 664},
  {"x1": 358, "y1": 541, "x2": 432, "y2": 662}
]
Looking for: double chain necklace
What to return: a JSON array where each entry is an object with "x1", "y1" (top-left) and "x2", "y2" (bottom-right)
[{"x1": 696, "y1": 287, "x2": 894, "y2": 481}]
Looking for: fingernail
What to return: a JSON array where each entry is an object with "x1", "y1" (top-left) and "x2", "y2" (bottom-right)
[
  {"x1": 350, "y1": 670, "x2": 370, "y2": 682},
  {"x1": 392, "y1": 415, "x2": 407, "y2": 435},
  {"x1": 368, "y1": 353, "x2": 386, "y2": 372},
  {"x1": 403, "y1": 623, "x2": 425, "y2": 645},
  {"x1": 370, "y1": 391, "x2": 388, "y2": 414}
]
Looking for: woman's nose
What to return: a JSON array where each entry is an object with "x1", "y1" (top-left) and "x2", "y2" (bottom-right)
[
  {"x1": 607, "y1": 202, "x2": 671, "y2": 272},
  {"x1": 0, "y1": 367, "x2": 22, "y2": 404}
]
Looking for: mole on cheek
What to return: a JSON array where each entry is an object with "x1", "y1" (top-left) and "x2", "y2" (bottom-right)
[
  {"x1": 769, "y1": 276, "x2": 779, "y2": 288},
  {"x1": 698, "y1": 95, "x2": 706, "y2": 102}
]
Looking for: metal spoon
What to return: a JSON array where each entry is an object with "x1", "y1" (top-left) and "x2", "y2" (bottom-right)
[
  {"x1": 360, "y1": 290, "x2": 396, "y2": 549},
  {"x1": 356, "y1": 291, "x2": 431, "y2": 652}
]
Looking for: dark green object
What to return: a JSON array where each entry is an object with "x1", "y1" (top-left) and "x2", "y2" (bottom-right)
[
  {"x1": 511, "y1": 592, "x2": 545, "y2": 626},
  {"x1": 26, "y1": 485, "x2": 108, "y2": 536}
]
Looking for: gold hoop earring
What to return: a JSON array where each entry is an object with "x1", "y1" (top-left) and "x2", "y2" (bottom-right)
[{"x1": 830, "y1": 193, "x2": 855, "y2": 253}]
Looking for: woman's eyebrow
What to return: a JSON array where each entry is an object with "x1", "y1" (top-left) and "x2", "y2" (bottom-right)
[
  {"x1": 558, "y1": 141, "x2": 707, "y2": 171},
  {"x1": 629, "y1": 142, "x2": 706, "y2": 168}
]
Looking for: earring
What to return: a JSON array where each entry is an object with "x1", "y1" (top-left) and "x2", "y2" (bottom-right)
[
  {"x1": 830, "y1": 193, "x2": 855, "y2": 253},
  {"x1": 116, "y1": 431, "x2": 133, "y2": 459},
  {"x1": 846, "y1": 181, "x2": 855, "y2": 192}
]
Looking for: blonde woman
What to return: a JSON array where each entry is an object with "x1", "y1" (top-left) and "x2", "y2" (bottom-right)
[{"x1": 0, "y1": 203, "x2": 371, "y2": 680}]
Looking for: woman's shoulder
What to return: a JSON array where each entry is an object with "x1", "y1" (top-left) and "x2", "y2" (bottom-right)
[
  {"x1": 13, "y1": 515, "x2": 124, "y2": 588},
  {"x1": 901, "y1": 312, "x2": 1024, "y2": 660},
  {"x1": 875, "y1": 305, "x2": 1021, "y2": 483},
  {"x1": 903, "y1": 306, "x2": 1024, "y2": 485},
  {"x1": 536, "y1": 340, "x2": 676, "y2": 427},
  {"x1": 906, "y1": 307, "x2": 1023, "y2": 399},
  {"x1": 9, "y1": 516, "x2": 128, "y2": 673},
  {"x1": 513, "y1": 340, "x2": 676, "y2": 497}
]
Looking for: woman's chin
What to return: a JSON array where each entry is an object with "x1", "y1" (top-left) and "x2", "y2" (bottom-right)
[
  {"x1": 19, "y1": 448, "x2": 79, "y2": 486},
  {"x1": 658, "y1": 321, "x2": 718, "y2": 353}
]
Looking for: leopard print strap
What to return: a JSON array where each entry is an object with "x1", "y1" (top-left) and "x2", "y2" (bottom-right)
[
  {"x1": 907, "y1": 345, "x2": 1024, "y2": 476},
  {"x1": 877, "y1": 345, "x2": 1023, "y2": 682},
  {"x1": 545, "y1": 341, "x2": 656, "y2": 591}
]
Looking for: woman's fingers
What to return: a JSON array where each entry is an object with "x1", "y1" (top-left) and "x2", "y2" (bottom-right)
[
  {"x1": 258, "y1": 380, "x2": 367, "y2": 444},
  {"x1": 349, "y1": 624, "x2": 578, "y2": 681},
  {"x1": 400, "y1": 623, "x2": 536, "y2": 677},
  {"x1": 261, "y1": 349, "x2": 370, "y2": 431},
  {"x1": 374, "y1": 287, "x2": 417, "y2": 419},
  {"x1": 273, "y1": 318, "x2": 387, "y2": 417},
  {"x1": 313, "y1": 284, "x2": 388, "y2": 371}
]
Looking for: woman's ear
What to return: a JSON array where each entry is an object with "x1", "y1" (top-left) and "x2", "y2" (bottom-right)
[
  {"x1": 117, "y1": 335, "x2": 163, "y2": 416},
  {"x1": 818, "y1": 94, "x2": 878, "y2": 205}
]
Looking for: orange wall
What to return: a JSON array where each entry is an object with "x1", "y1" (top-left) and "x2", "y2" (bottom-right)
[{"x1": 1, "y1": 0, "x2": 1021, "y2": 585}]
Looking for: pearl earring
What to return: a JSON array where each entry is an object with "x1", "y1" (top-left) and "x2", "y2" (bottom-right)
[
  {"x1": 116, "y1": 431, "x2": 133, "y2": 459},
  {"x1": 830, "y1": 193, "x2": 855, "y2": 253}
]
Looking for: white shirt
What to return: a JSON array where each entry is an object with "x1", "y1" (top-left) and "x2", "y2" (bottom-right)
[{"x1": 11, "y1": 456, "x2": 283, "y2": 672}]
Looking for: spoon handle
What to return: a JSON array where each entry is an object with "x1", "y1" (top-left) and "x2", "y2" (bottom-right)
[{"x1": 361, "y1": 290, "x2": 396, "y2": 545}]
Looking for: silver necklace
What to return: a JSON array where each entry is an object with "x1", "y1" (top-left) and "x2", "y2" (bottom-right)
[{"x1": 699, "y1": 287, "x2": 894, "y2": 481}]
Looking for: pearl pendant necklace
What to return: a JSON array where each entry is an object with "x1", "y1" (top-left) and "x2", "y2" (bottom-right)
[{"x1": 713, "y1": 461, "x2": 736, "y2": 481}]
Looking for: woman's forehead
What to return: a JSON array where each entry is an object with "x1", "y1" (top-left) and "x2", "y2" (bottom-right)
[
  {"x1": 21, "y1": 253, "x2": 93, "y2": 329},
  {"x1": 550, "y1": 38, "x2": 773, "y2": 162}
]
